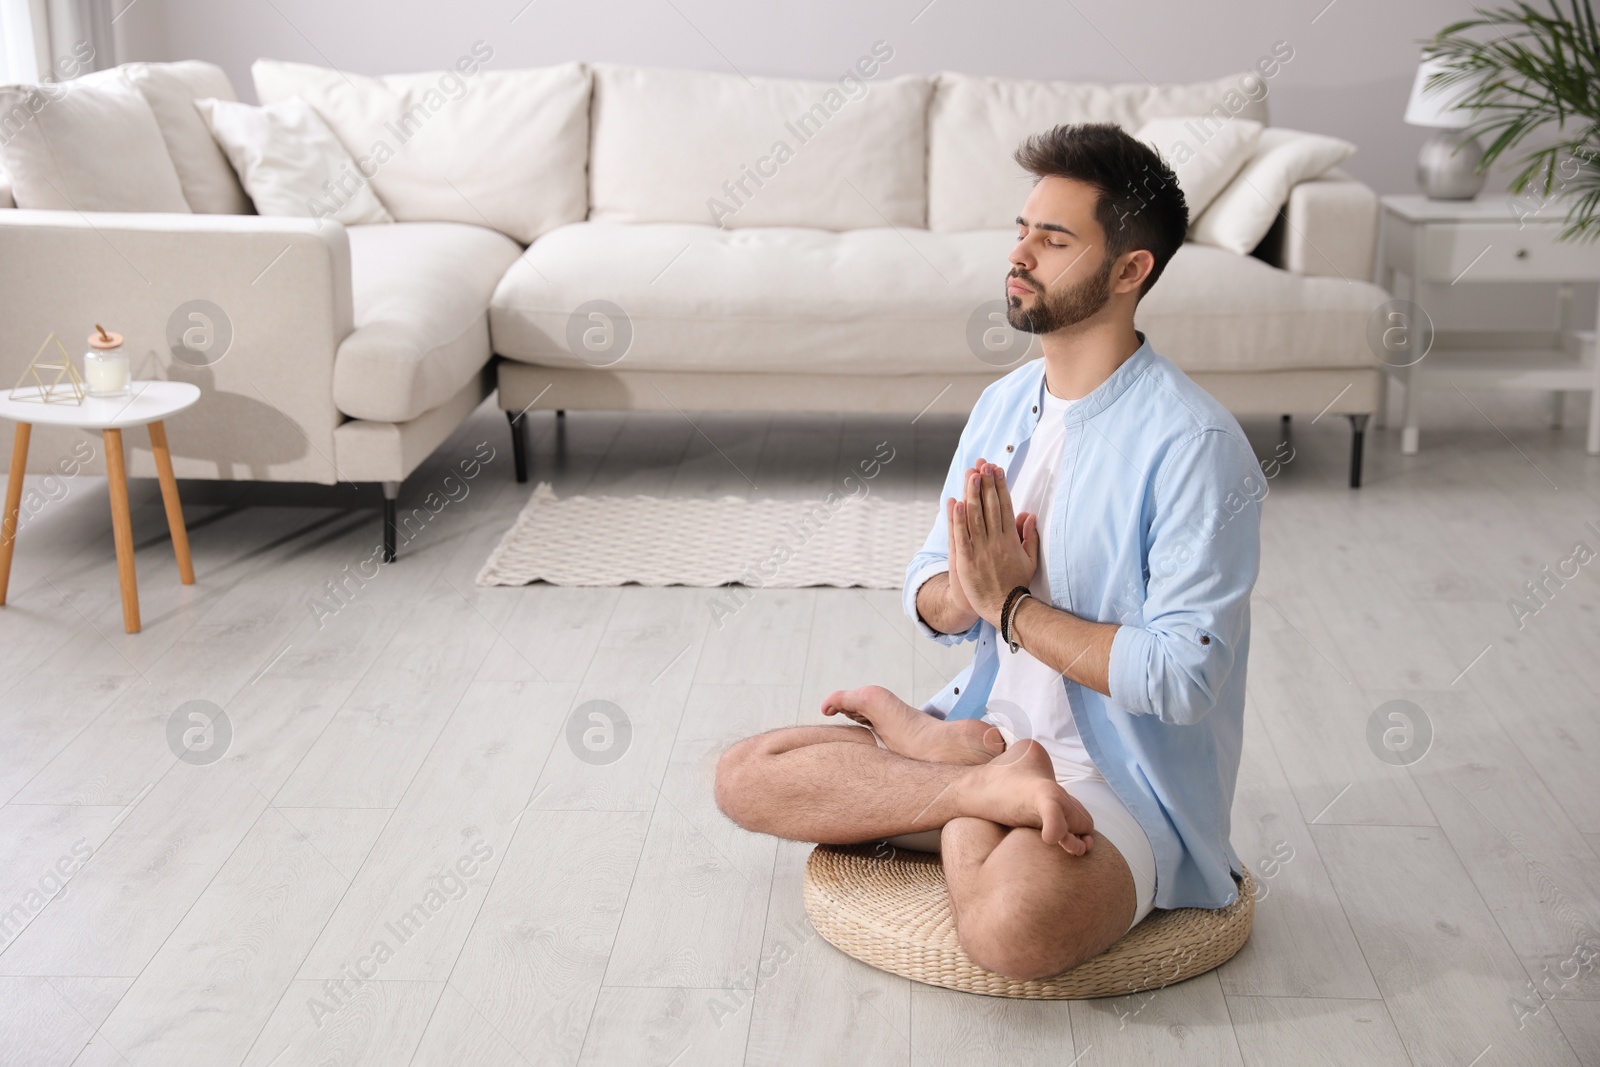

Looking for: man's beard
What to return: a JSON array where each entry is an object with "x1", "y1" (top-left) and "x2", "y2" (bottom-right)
[{"x1": 1005, "y1": 256, "x2": 1114, "y2": 334}]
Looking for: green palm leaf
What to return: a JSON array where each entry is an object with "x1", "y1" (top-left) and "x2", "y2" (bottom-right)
[{"x1": 1423, "y1": 0, "x2": 1600, "y2": 240}]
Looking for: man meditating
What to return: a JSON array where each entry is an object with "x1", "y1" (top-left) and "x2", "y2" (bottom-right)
[{"x1": 715, "y1": 123, "x2": 1263, "y2": 981}]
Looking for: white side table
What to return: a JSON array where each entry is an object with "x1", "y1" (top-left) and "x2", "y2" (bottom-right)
[
  {"x1": 0, "y1": 381, "x2": 201, "y2": 633},
  {"x1": 1376, "y1": 194, "x2": 1600, "y2": 454}
]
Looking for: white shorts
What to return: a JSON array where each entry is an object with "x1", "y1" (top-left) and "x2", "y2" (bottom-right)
[{"x1": 883, "y1": 770, "x2": 1158, "y2": 934}]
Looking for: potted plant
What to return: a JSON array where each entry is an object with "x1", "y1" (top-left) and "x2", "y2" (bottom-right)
[{"x1": 1424, "y1": 0, "x2": 1599, "y2": 239}]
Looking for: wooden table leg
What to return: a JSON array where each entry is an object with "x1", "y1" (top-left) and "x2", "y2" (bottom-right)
[
  {"x1": 103, "y1": 428, "x2": 140, "y2": 633},
  {"x1": 0, "y1": 422, "x2": 30, "y2": 605},
  {"x1": 148, "y1": 420, "x2": 194, "y2": 585}
]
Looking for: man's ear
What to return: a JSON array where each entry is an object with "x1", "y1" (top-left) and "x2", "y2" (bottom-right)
[{"x1": 1115, "y1": 250, "x2": 1154, "y2": 296}]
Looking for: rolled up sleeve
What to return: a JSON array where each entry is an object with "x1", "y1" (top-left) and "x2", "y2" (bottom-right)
[
  {"x1": 902, "y1": 556, "x2": 980, "y2": 645},
  {"x1": 1108, "y1": 429, "x2": 1263, "y2": 726}
]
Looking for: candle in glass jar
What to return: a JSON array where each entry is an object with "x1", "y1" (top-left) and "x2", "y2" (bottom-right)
[{"x1": 85, "y1": 325, "x2": 129, "y2": 398}]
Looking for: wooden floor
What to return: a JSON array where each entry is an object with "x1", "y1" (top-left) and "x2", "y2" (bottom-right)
[{"x1": 1, "y1": 387, "x2": 1598, "y2": 1067}]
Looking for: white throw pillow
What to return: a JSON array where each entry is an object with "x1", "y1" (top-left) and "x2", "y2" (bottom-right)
[
  {"x1": 0, "y1": 69, "x2": 191, "y2": 212},
  {"x1": 252, "y1": 58, "x2": 590, "y2": 243},
  {"x1": 1189, "y1": 127, "x2": 1356, "y2": 254},
  {"x1": 1134, "y1": 116, "x2": 1262, "y2": 218},
  {"x1": 122, "y1": 61, "x2": 253, "y2": 214},
  {"x1": 589, "y1": 62, "x2": 931, "y2": 231},
  {"x1": 927, "y1": 70, "x2": 1272, "y2": 231},
  {"x1": 194, "y1": 97, "x2": 392, "y2": 225}
]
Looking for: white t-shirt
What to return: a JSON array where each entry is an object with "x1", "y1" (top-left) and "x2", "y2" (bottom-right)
[{"x1": 983, "y1": 383, "x2": 1104, "y2": 782}]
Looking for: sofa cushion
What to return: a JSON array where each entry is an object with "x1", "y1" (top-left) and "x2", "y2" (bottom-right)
[
  {"x1": 928, "y1": 71, "x2": 1271, "y2": 232},
  {"x1": 253, "y1": 58, "x2": 590, "y2": 244},
  {"x1": 589, "y1": 60, "x2": 930, "y2": 231},
  {"x1": 1139, "y1": 243, "x2": 1385, "y2": 372},
  {"x1": 121, "y1": 61, "x2": 254, "y2": 214},
  {"x1": 337, "y1": 221, "x2": 521, "y2": 423},
  {"x1": 489, "y1": 224, "x2": 1383, "y2": 379},
  {"x1": 0, "y1": 68, "x2": 191, "y2": 213}
]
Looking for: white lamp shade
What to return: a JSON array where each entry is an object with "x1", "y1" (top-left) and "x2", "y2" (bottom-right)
[{"x1": 1405, "y1": 56, "x2": 1482, "y2": 128}]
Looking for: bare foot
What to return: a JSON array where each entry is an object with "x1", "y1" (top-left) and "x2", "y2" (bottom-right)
[
  {"x1": 954, "y1": 739, "x2": 1095, "y2": 854},
  {"x1": 822, "y1": 685, "x2": 1006, "y2": 766}
]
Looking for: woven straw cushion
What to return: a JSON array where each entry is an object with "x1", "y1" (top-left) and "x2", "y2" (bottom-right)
[{"x1": 803, "y1": 843, "x2": 1254, "y2": 999}]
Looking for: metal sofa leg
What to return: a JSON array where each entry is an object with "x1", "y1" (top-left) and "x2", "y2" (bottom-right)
[
  {"x1": 507, "y1": 410, "x2": 529, "y2": 484},
  {"x1": 382, "y1": 480, "x2": 400, "y2": 562},
  {"x1": 1347, "y1": 414, "x2": 1369, "y2": 489}
]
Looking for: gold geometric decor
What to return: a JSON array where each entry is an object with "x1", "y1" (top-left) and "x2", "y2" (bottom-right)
[{"x1": 11, "y1": 333, "x2": 86, "y2": 405}]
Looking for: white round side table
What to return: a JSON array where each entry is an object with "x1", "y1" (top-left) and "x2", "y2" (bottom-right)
[{"x1": 0, "y1": 381, "x2": 202, "y2": 633}]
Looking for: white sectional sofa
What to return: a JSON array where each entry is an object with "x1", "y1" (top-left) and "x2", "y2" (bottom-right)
[{"x1": 0, "y1": 55, "x2": 1388, "y2": 560}]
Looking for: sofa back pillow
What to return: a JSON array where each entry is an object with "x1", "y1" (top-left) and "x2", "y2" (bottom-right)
[
  {"x1": 1133, "y1": 116, "x2": 1262, "y2": 219},
  {"x1": 122, "y1": 60, "x2": 254, "y2": 214},
  {"x1": 1189, "y1": 127, "x2": 1355, "y2": 255},
  {"x1": 0, "y1": 68, "x2": 191, "y2": 213},
  {"x1": 252, "y1": 57, "x2": 589, "y2": 243},
  {"x1": 589, "y1": 58, "x2": 930, "y2": 231},
  {"x1": 196, "y1": 97, "x2": 393, "y2": 225},
  {"x1": 927, "y1": 71, "x2": 1270, "y2": 231}
]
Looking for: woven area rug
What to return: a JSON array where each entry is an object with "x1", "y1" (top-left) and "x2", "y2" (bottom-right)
[{"x1": 476, "y1": 482, "x2": 936, "y2": 588}]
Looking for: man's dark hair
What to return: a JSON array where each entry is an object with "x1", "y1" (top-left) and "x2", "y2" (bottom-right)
[{"x1": 1013, "y1": 123, "x2": 1188, "y2": 299}]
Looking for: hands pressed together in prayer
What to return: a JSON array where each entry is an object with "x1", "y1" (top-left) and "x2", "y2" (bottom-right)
[
  {"x1": 925, "y1": 451, "x2": 1118, "y2": 700},
  {"x1": 946, "y1": 458, "x2": 1038, "y2": 628}
]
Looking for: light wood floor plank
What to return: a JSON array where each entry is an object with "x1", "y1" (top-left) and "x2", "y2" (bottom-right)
[
  {"x1": 694, "y1": 588, "x2": 815, "y2": 688},
  {"x1": 439, "y1": 809, "x2": 650, "y2": 1065},
  {"x1": 0, "y1": 976, "x2": 132, "y2": 1067},
  {"x1": 529, "y1": 586, "x2": 709, "y2": 813},
  {"x1": 1549, "y1": 1001, "x2": 1600, "y2": 1067},
  {"x1": 1313, "y1": 823, "x2": 1583, "y2": 1066},
  {"x1": 1066, "y1": 973, "x2": 1244, "y2": 1066},
  {"x1": 296, "y1": 679, "x2": 572, "y2": 982},
  {"x1": 0, "y1": 804, "x2": 127, "y2": 955},
  {"x1": 1224, "y1": 993, "x2": 1413, "y2": 1067},
  {"x1": 577, "y1": 985, "x2": 753, "y2": 1067},
  {"x1": 407, "y1": 981, "x2": 564, "y2": 1067},
  {"x1": 796, "y1": 589, "x2": 915, "y2": 722},
  {"x1": 86, "y1": 809, "x2": 356, "y2": 1066},
  {"x1": 0, "y1": 761, "x2": 270, "y2": 978},
  {"x1": 603, "y1": 685, "x2": 795, "y2": 990},
  {"x1": 744, "y1": 839, "x2": 911, "y2": 1067},
  {"x1": 910, "y1": 984, "x2": 1077, "y2": 1067},
  {"x1": 669, "y1": 412, "x2": 774, "y2": 500},
  {"x1": 1222, "y1": 692, "x2": 1380, "y2": 999},
  {"x1": 1244, "y1": 658, "x2": 1435, "y2": 829},
  {"x1": 1381, "y1": 684, "x2": 1600, "y2": 1002},
  {"x1": 0, "y1": 675, "x2": 356, "y2": 977},
  {"x1": 1418, "y1": 597, "x2": 1600, "y2": 836},
  {"x1": 271, "y1": 577, "x2": 500, "y2": 809},
  {"x1": 239, "y1": 979, "x2": 443, "y2": 1067}
]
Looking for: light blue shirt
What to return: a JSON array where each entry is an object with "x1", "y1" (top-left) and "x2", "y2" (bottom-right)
[{"x1": 902, "y1": 331, "x2": 1263, "y2": 910}]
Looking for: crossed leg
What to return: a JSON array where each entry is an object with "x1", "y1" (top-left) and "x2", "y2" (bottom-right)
[{"x1": 714, "y1": 687, "x2": 1139, "y2": 979}]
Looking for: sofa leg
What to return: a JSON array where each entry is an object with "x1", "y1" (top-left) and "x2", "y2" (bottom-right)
[
  {"x1": 382, "y1": 480, "x2": 400, "y2": 562},
  {"x1": 507, "y1": 410, "x2": 529, "y2": 484},
  {"x1": 1347, "y1": 414, "x2": 1369, "y2": 489}
]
